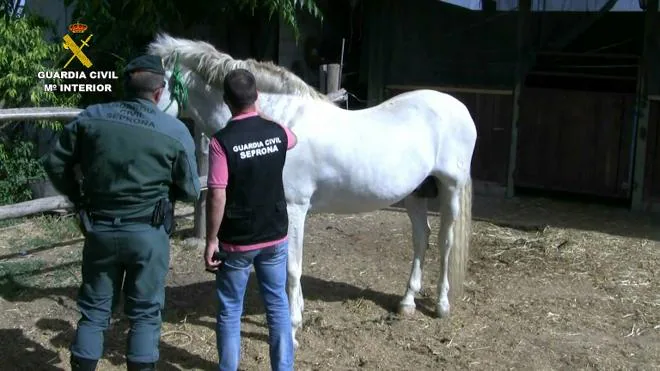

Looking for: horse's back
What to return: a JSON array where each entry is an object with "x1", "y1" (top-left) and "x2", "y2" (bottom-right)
[
  {"x1": 353, "y1": 88, "x2": 477, "y2": 186},
  {"x1": 282, "y1": 89, "x2": 476, "y2": 212},
  {"x1": 375, "y1": 89, "x2": 473, "y2": 124},
  {"x1": 362, "y1": 89, "x2": 476, "y2": 156}
]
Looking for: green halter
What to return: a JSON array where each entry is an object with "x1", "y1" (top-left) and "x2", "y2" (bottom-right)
[{"x1": 164, "y1": 53, "x2": 188, "y2": 114}]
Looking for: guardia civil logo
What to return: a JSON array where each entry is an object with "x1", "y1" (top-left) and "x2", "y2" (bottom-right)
[
  {"x1": 62, "y1": 22, "x2": 93, "y2": 69},
  {"x1": 38, "y1": 22, "x2": 119, "y2": 93}
]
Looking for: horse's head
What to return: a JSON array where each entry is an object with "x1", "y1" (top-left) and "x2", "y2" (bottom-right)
[
  {"x1": 148, "y1": 33, "x2": 325, "y2": 135},
  {"x1": 155, "y1": 51, "x2": 233, "y2": 136}
]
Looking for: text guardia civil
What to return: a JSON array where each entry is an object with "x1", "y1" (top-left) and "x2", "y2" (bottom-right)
[{"x1": 38, "y1": 71, "x2": 119, "y2": 93}]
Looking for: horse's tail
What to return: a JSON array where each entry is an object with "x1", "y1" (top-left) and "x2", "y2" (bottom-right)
[{"x1": 448, "y1": 176, "x2": 472, "y2": 301}]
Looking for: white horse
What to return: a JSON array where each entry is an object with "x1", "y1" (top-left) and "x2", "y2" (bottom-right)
[{"x1": 147, "y1": 33, "x2": 477, "y2": 347}]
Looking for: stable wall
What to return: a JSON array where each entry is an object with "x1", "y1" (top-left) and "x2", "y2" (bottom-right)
[
  {"x1": 365, "y1": 0, "x2": 649, "y2": 200},
  {"x1": 368, "y1": 0, "x2": 518, "y2": 191}
]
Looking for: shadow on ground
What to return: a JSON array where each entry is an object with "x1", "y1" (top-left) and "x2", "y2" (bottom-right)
[
  {"x1": 0, "y1": 267, "x2": 404, "y2": 370},
  {"x1": 391, "y1": 194, "x2": 660, "y2": 241},
  {"x1": 3, "y1": 193, "x2": 656, "y2": 369},
  {"x1": 0, "y1": 328, "x2": 63, "y2": 370}
]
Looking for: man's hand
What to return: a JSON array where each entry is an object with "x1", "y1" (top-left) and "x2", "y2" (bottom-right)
[
  {"x1": 205, "y1": 188, "x2": 226, "y2": 273},
  {"x1": 204, "y1": 239, "x2": 222, "y2": 272}
]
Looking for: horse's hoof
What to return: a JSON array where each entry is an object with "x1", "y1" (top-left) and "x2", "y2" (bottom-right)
[
  {"x1": 397, "y1": 304, "x2": 416, "y2": 316},
  {"x1": 436, "y1": 304, "x2": 450, "y2": 319},
  {"x1": 293, "y1": 338, "x2": 300, "y2": 349}
]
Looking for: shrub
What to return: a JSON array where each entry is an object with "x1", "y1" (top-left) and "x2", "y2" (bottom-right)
[
  {"x1": 0, "y1": 13, "x2": 82, "y2": 130},
  {"x1": 0, "y1": 140, "x2": 47, "y2": 205}
]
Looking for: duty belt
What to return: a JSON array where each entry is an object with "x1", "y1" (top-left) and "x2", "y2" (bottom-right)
[{"x1": 90, "y1": 213, "x2": 152, "y2": 224}]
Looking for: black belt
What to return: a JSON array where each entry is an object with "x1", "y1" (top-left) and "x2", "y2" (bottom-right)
[{"x1": 90, "y1": 213, "x2": 152, "y2": 224}]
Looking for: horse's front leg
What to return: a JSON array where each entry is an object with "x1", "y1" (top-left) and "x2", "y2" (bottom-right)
[
  {"x1": 286, "y1": 203, "x2": 309, "y2": 349},
  {"x1": 398, "y1": 195, "x2": 431, "y2": 315}
]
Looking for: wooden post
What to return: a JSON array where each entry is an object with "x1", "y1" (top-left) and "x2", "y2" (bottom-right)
[
  {"x1": 630, "y1": 0, "x2": 659, "y2": 211},
  {"x1": 326, "y1": 63, "x2": 341, "y2": 94},
  {"x1": 506, "y1": 0, "x2": 531, "y2": 198},
  {"x1": 319, "y1": 64, "x2": 327, "y2": 94},
  {"x1": 193, "y1": 125, "x2": 209, "y2": 239}
]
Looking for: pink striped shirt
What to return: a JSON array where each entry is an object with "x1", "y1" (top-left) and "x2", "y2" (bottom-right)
[{"x1": 207, "y1": 111, "x2": 296, "y2": 252}]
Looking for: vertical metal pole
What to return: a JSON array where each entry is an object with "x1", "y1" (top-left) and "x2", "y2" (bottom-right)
[
  {"x1": 193, "y1": 125, "x2": 209, "y2": 239},
  {"x1": 339, "y1": 37, "x2": 346, "y2": 81},
  {"x1": 630, "y1": 0, "x2": 658, "y2": 211}
]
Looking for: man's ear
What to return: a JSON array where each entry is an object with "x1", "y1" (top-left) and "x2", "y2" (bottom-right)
[
  {"x1": 224, "y1": 99, "x2": 234, "y2": 113},
  {"x1": 153, "y1": 87, "x2": 163, "y2": 103}
]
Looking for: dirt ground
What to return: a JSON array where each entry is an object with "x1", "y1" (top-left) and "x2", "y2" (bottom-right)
[{"x1": 0, "y1": 194, "x2": 658, "y2": 370}]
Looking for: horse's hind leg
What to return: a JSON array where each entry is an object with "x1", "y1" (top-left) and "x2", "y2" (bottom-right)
[
  {"x1": 398, "y1": 194, "x2": 431, "y2": 316},
  {"x1": 436, "y1": 183, "x2": 460, "y2": 318}
]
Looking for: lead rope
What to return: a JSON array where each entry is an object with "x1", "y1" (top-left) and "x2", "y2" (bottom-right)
[{"x1": 164, "y1": 52, "x2": 188, "y2": 113}]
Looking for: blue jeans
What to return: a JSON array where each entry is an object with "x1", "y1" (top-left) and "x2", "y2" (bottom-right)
[{"x1": 215, "y1": 240, "x2": 294, "y2": 371}]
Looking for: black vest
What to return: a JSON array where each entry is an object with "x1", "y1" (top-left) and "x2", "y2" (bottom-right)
[{"x1": 213, "y1": 116, "x2": 289, "y2": 245}]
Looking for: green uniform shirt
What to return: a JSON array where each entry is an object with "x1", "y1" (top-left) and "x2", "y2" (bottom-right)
[{"x1": 43, "y1": 98, "x2": 200, "y2": 218}]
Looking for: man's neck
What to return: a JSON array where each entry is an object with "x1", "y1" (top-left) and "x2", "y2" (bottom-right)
[
  {"x1": 231, "y1": 105, "x2": 259, "y2": 121},
  {"x1": 128, "y1": 95, "x2": 156, "y2": 104},
  {"x1": 232, "y1": 105, "x2": 257, "y2": 117}
]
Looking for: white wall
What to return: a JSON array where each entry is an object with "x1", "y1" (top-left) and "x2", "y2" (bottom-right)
[
  {"x1": 23, "y1": 0, "x2": 74, "y2": 40},
  {"x1": 278, "y1": 12, "x2": 324, "y2": 89}
]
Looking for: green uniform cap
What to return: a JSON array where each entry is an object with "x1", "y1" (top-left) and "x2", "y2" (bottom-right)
[{"x1": 124, "y1": 55, "x2": 165, "y2": 75}]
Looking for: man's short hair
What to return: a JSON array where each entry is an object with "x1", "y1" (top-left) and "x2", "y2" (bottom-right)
[
  {"x1": 124, "y1": 70, "x2": 165, "y2": 96},
  {"x1": 223, "y1": 69, "x2": 257, "y2": 110}
]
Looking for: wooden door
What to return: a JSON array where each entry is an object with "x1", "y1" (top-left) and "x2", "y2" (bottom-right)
[{"x1": 515, "y1": 87, "x2": 636, "y2": 198}]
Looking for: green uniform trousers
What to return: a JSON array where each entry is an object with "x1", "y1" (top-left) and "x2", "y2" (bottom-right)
[{"x1": 70, "y1": 220, "x2": 170, "y2": 363}]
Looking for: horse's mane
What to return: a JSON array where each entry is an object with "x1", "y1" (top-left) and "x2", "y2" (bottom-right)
[{"x1": 146, "y1": 33, "x2": 329, "y2": 101}]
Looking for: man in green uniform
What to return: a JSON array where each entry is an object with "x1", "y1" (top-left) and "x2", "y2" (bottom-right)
[{"x1": 42, "y1": 55, "x2": 200, "y2": 371}]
